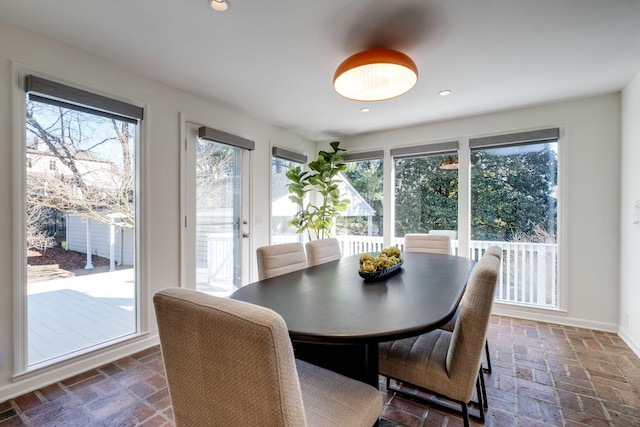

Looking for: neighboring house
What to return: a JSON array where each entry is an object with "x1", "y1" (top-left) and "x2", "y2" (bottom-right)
[
  {"x1": 26, "y1": 140, "x2": 118, "y2": 191},
  {"x1": 271, "y1": 171, "x2": 376, "y2": 236},
  {"x1": 65, "y1": 213, "x2": 134, "y2": 267},
  {"x1": 26, "y1": 140, "x2": 134, "y2": 265}
]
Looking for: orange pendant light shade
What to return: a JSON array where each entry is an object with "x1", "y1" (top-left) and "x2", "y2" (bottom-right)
[{"x1": 333, "y1": 49, "x2": 418, "y2": 102}]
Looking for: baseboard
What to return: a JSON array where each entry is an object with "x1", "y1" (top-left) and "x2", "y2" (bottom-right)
[
  {"x1": 617, "y1": 328, "x2": 640, "y2": 359},
  {"x1": 492, "y1": 302, "x2": 618, "y2": 333},
  {"x1": 0, "y1": 334, "x2": 159, "y2": 402}
]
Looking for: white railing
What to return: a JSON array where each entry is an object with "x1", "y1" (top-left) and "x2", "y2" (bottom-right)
[
  {"x1": 466, "y1": 240, "x2": 557, "y2": 308},
  {"x1": 204, "y1": 234, "x2": 558, "y2": 309},
  {"x1": 336, "y1": 236, "x2": 558, "y2": 309},
  {"x1": 335, "y1": 235, "x2": 387, "y2": 256}
]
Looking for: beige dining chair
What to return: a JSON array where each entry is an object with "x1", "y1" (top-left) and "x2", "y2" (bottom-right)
[
  {"x1": 256, "y1": 242, "x2": 307, "y2": 280},
  {"x1": 403, "y1": 233, "x2": 452, "y2": 255},
  {"x1": 439, "y1": 246, "x2": 502, "y2": 373},
  {"x1": 379, "y1": 246, "x2": 502, "y2": 427},
  {"x1": 154, "y1": 288, "x2": 382, "y2": 427},
  {"x1": 305, "y1": 237, "x2": 342, "y2": 267}
]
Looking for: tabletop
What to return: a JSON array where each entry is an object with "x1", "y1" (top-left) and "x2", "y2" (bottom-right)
[{"x1": 231, "y1": 251, "x2": 476, "y2": 344}]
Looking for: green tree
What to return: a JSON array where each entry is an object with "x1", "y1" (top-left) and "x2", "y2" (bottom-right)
[
  {"x1": 471, "y1": 144, "x2": 557, "y2": 241},
  {"x1": 394, "y1": 155, "x2": 459, "y2": 237}
]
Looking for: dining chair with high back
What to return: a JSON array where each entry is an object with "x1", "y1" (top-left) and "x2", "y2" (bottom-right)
[
  {"x1": 305, "y1": 237, "x2": 342, "y2": 267},
  {"x1": 256, "y1": 242, "x2": 308, "y2": 280},
  {"x1": 439, "y1": 246, "x2": 502, "y2": 374},
  {"x1": 403, "y1": 233, "x2": 452, "y2": 255},
  {"x1": 154, "y1": 288, "x2": 383, "y2": 427},
  {"x1": 379, "y1": 246, "x2": 502, "y2": 427}
]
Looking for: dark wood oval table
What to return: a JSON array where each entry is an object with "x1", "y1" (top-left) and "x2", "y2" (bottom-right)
[{"x1": 230, "y1": 251, "x2": 476, "y2": 388}]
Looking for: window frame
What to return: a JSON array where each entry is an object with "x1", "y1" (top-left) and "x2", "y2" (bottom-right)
[
  {"x1": 12, "y1": 68, "x2": 147, "y2": 376},
  {"x1": 270, "y1": 146, "x2": 307, "y2": 244}
]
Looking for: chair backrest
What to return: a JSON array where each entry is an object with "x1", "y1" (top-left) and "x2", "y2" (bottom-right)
[
  {"x1": 154, "y1": 288, "x2": 307, "y2": 427},
  {"x1": 256, "y1": 242, "x2": 308, "y2": 280},
  {"x1": 404, "y1": 234, "x2": 452, "y2": 255},
  {"x1": 483, "y1": 245, "x2": 503, "y2": 260},
  {"x1": 445, "y1": 246, "x2": 501, "y2": 402},
  {"x1": 305, "y1": 238, "x2": 342, "y2": 267}
]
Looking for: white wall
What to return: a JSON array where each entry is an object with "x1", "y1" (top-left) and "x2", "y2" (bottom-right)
[
  {"x1": 341, "y1": 94, "x2": 621, "y2": 332},
  {"x1": 619, "y1": 71, "x2": 640, "y2": 355},
  {"x1": 0, "y1": 21, "x2": 314, "y2": 399}
]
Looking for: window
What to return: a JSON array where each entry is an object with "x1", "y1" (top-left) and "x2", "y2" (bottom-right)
[
  {"x1": 391, "y1": 142, "x2": 459, "y2": 252},
  {"x1": 470, "y1": 128, "x2": 559, "y2": 308},
  {"x1": 336, "y1": 151, "x2": 384, "y2": 255},
  {"x1": 23, "y1": 75, "x2": 142, "y2": 369},
  {"x1": 271, "y1": 147, "x2": 306, "y2": 244}
]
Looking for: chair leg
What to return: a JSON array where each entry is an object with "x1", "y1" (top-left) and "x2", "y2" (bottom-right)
[
  {"x1": 387, "y1": 375, "x2": 485, "y2": 425},
  {"x1": 483, "y1": 339, "x2": 492, "y2": 373},
  {"x1": 474, "y1": 374, "x2": 485, "y2": 424},
  {"x1": 460, "y1": 402, "x2": 470, "y2": 427},
  {"x1": 478, "y1": 367, "x2": 488, "y2": 410}
]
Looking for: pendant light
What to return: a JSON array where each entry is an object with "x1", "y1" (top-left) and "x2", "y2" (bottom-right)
[{"x1": 333, "y1": 49, "x2": 418, "y2": 101}]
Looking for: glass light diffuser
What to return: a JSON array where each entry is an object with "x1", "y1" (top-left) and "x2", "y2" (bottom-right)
[
  {"x1": 334, "y1": 49, "x2": 418, "y2": 101},
  {"x1": 210, "y1": 0, "x2": 229, "y2": 12}
]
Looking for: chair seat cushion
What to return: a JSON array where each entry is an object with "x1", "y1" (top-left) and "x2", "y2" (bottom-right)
[
  {"x1": 296, "y1": 359, "x2": 382, "y2": 427},
  {"x1": 379, "y1": 329, "x2": 454, "y2": 398}
]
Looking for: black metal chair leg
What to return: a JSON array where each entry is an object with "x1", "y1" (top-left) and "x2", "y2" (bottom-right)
[
  {"x1": 478, "y1": 367, "x2": 488, "y2": 409},
  {"x1": 461, "y1": 402, "x2": 470, "y2": 427},
  {"x1": 483, "y1": 339, "x2": 492, "y2": 373},
  {"x1": 474, "y1": 374, "x2": 485, "y2": 423}
]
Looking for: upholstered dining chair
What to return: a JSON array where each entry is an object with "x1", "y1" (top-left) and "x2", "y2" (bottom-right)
[
  {"x1": 256, "y1": 242, "x2": 307, "y2": 280},
  {"x1": 403, "y1": 233, "x2": 452, "y2": 255},
  {"x1": 305, "y1": 237, "x2": 342, "y2": 267},
  {"x1": 379, "y1": 246, "x2": 502, "y2": 427},
  {"x1": 439, "y1": 246, "x2": 502, "y2": 373},
  {"x1": 154, "y1": 288, "x2": 383, "y2": 427}
]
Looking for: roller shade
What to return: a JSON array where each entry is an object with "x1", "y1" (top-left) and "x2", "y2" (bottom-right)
[
  {"x1": 469, "y1": 128, "x2": 559, "y2": 150},
  {"x1": 25, "y1": 75, "x2": 143, "y2": 124},
  {"x1": 343, "y1": 150, "x2": 384, "y2": 162},
  {"x1": 390, "y1": 141, "x2": 458, "y2": 159},
  {"x1": 272, "y1": 146, "x2": 307, "y2": 163},
  {"x1": 198, "y1": 126, "x2": 255, "y2": 151}
]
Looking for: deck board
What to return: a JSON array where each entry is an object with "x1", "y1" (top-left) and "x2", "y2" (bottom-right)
[{"x1": 27, "y1": 268, "x2": 136, "y2": 366}]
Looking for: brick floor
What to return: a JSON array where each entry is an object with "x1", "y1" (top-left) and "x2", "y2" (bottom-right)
[{"x1": 1, "y1": 316, "x2": 639, "y2": 426}]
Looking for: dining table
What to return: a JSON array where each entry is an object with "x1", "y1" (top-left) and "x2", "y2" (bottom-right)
[{"x1": 230, "y1": 251, "x2": 476, "y2": 388}]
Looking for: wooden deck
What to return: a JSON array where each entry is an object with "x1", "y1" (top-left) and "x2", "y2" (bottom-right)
[{"x1": 27, "y1": 268, "x2": 136, "y2": 367}]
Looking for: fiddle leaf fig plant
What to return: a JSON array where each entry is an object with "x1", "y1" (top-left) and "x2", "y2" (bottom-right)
[{"x1": 286, "y1": 141, "x2": 350, "y2": 240}]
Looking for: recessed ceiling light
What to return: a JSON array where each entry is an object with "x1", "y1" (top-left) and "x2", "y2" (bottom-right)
[
  {"x1": 360, "y1": 108, "x2": 371, "y2": 113},
  {"x1": 210, "y1": 0, "x2": 229, "y2": 12},
  {"x1": 439, "y1": 90, "x2": 452, "y2": 97}
]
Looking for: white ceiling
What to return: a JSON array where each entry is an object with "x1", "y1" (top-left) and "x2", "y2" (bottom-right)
[{"x1": 2, "y1": 0, "x2": 640, "y2": 141}]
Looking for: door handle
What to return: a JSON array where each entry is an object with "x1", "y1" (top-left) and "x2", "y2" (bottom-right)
[{"x1": 242, "y1": 233, "x2": 250, "y2": 238}]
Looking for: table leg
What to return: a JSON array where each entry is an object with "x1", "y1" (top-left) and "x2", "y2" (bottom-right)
[
  {"x1": 293, "y1": 342, "x2": 380, "y2": 389},
  {"x1": 364, "y1": 342, "x2": 379, "y2": 389}
]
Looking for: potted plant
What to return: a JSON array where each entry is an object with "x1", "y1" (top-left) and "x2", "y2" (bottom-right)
[{"x1": 286, "y1": 141, "x2": 350, "y2": 240}]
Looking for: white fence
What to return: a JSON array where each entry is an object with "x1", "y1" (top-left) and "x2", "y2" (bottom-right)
[
  {"x1": 336, "y1": 236, "x2": 557, "y2": 309},
  {"x1": 203, "y1": 234, "x2": 558, "y2": 309}
]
